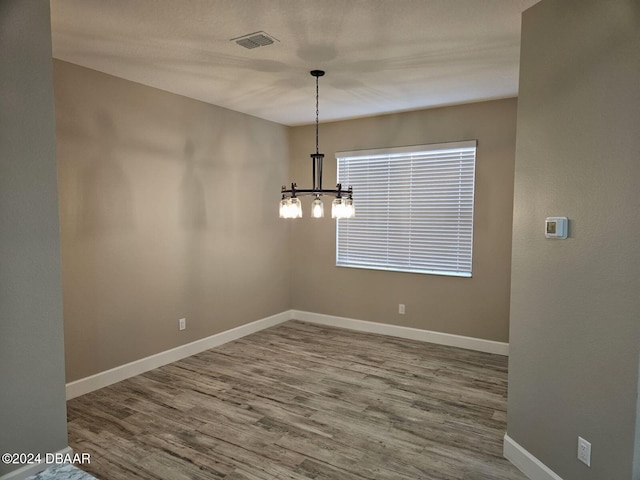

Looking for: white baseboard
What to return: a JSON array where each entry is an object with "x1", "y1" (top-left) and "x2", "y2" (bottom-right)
[
  {"x1": 66, "y1": 309, "x2": 509, "y2": 399},
  {"x1": 292, "y1": 310, "x2": 509, "y2": 356},
  {"x1": 0, "y1": 447, "x2": 73, "y2": 480},
  {"x1": 65, "y1": 311, "x2": 291, "y2": 399},
  {"x1": 503, "y1": 434, "x2": 563, "y2": 480}
]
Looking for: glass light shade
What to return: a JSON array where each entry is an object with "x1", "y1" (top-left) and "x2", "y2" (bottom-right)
[
  {"x1": 279, "y1": 197, "x2": 302, "y2": 218},
  {"x1": 331, "y1": 198, "x2": 344, "y2": 219},
  {"x1": 279, "y1": 198, "x2": 287, "y2": 218},
  {"x1": 292, "y1": 197, "x2": 302, "y2": 218},
  {"x1": 343, "y1": 198, "x2": 355, "y2": 218},
  {"x1": 311, "y1": 197, "x2": 324, "y2": 218}
]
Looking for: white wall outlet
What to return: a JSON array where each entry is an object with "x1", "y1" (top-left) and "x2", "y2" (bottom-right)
[
  {"x1": 179, "y1": 318, "x2": 186, "y2": 331},
  {"x1": 398, "y1": 304, "x2": 405, "y2": 315},
  {"x1": 578, "y1": 436, "x2": 591, "y2": 467}
]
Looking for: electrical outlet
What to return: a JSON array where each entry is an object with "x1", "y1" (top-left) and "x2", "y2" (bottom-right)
[
  {"x1": 179, "y1": 318, "x2": 186, "y2": 331},
  {"x1": 578, "y1": 436, "x2": 591, "y2": 467},
  {"x1": 399, "y1": 304, "x2": 405, "y2": 315}
]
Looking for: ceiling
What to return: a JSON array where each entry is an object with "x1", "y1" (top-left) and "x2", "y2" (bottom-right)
[{"x1": 50, "y1": 0, "x2": 539, "y2": 126}]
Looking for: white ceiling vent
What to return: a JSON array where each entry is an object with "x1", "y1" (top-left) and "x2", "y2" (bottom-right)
[{"x1": 231, "y1": 31, "x2": 279, "y2": 49}]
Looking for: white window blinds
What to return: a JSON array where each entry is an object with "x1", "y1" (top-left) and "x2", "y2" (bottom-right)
[{"x1": 336, "y1": 140, "x2": 477, "y2": 277}]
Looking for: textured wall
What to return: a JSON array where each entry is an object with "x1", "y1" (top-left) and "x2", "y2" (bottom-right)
[
  {"x1": 54, "y1": 61, "x2": 291, "y2": 382},
  {"x1": 288, "y1": 99, "x2": 517, "y2": 342},
  {"x1": 0, "y1": 1, "x2": 69, "y2": 476},
  {"x1": 508, "y1": 1, "x2": 640, "y2": 478}
]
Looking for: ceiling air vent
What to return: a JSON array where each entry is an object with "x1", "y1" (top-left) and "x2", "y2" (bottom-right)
[{"x1": 231, "y1": 31, "x2": 279, "y2": 49}]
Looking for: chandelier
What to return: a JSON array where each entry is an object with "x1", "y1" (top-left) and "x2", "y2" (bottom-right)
[{"x1": 279, "y1": 70, "x2": 355, "y2": 219}]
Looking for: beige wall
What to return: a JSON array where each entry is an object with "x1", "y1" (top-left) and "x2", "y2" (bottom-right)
[
  {"x1": 0, "y1": 1, "x2": 68, "y2": 475},
  {"x1": 55, "y1": 63, "x2": 517, "y2": 381},
  {"x1": 54, "y1": 61, "x2": 291, "y2": 382},
  {"x1": 289, "y1": 99, "x2": 517, "y2": 342},
  {"x1": 508, "y1": 1, "x2": 640, "y2": 478}
]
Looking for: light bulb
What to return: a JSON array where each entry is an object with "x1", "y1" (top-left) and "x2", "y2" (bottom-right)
[{"x1": 311, "y1": 197, "x2": 324, "y2": 218}]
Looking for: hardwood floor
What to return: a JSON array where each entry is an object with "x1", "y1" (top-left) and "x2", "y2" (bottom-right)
[{"x1": 67, "y1": 321, "x2": 526, "y2": 480}]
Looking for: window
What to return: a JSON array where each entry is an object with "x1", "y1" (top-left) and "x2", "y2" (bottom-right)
[{"x1": 336, "y1": 140, "x2": 477, "y2": 277}]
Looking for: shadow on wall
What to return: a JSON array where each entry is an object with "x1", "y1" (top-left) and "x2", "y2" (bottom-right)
[
  {"x1": 180, "y1": 137, "x2": 210, "y2": 318},
  {"x1": 78, "y1": 113, "x2": 134, "y2": 238},
  {"x1": 180, "y1": 139, "x2": 207, "y2": 230}
]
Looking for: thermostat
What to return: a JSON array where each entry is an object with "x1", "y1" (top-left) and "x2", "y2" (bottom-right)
[{"x1": 545, "y1": 217, "x2": 568, "y2": 239}]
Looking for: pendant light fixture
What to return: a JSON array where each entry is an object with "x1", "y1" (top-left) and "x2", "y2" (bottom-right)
[{"x1": 279, "y1": 70, "x2": 355, "y2": 219}]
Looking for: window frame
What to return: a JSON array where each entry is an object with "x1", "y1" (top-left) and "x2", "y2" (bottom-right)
[{"x1": 335, "y1": 139, "x2": 477, "y2": 278}]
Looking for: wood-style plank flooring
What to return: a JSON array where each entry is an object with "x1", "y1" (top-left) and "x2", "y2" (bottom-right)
[{"x1": 67, "y1": 321, "x2": 526, "y2": 480}]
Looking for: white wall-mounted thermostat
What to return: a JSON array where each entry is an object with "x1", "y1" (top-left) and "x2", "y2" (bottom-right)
[{"x1": 545, "y1": 217, "x2": 568, "y2": 239}]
